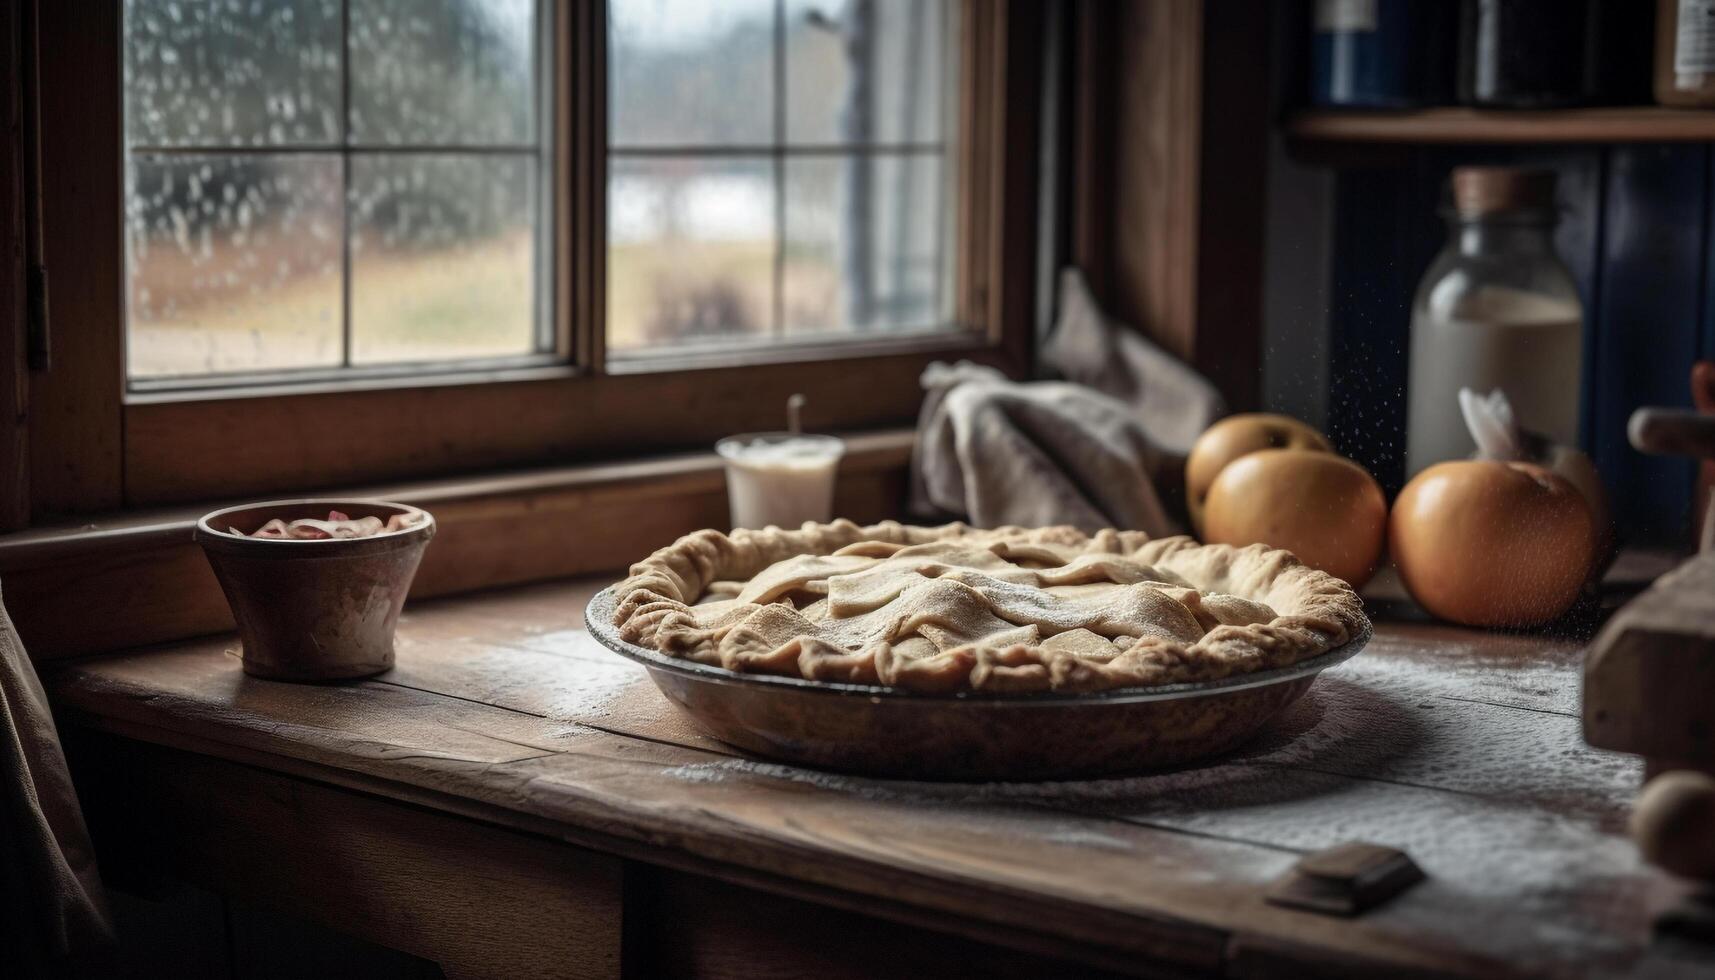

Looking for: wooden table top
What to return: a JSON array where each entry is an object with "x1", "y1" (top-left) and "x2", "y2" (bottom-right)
[{"x1": 45, "y1": 576, "x2": 1711, "y2": 978}]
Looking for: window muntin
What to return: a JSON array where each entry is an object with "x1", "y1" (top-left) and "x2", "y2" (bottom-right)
[
  {"x1": 122, "y1": 0, "x2": 552, "y2": 385},
  {"x1": 606, "y1": 0, "x2": 963, "y2": 355}
]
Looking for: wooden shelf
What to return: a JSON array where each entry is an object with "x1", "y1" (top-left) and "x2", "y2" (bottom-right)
[{"x1": 1287, "y1": 107, "x2": 1715, "y2": 145}]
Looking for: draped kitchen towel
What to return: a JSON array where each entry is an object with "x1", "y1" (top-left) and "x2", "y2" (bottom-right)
[
  {"x1": 910, "y1": 269, "x2": 1226, "y2": 533},
  {"x1": 1042, "y1": 269, "x2": 1228, "y2": 456},
  {"x1": 0, "y1": 584, "x2": 114, "y2": 976}
]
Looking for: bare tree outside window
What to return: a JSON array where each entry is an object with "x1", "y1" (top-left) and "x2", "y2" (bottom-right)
[{"x1": 607, "y1": 0, "x2": 961, "y2": 355}]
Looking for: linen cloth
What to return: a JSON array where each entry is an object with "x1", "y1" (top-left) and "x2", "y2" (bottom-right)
[
  {"x1": 0, "y1": 584, "x2": 114, "y2": 976},
  {"x1": 911, "y1": 270, "x2": 1226, "y2": 533}
]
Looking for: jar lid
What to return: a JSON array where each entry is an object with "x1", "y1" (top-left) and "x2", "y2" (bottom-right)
[{"x1": 1451, "y1": 167, "x2": 1557, "y2": 216}]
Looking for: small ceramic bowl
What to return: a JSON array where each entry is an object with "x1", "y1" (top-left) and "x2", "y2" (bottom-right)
[{"x1": 193, "y1": 499, "x2": 435, "y2": 682}]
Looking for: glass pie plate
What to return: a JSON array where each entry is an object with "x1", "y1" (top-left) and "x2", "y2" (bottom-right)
[{"x1": 585, "y1": 588, "x2": 1369, "y2": 781}]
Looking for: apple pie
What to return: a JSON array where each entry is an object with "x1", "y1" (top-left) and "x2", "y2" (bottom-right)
[{"x1": 611, "y1": 520, "x2": 1368, "y2": 694}]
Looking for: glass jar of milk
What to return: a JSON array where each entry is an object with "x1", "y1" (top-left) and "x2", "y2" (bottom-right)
[
  {"x1": 715, "y1": 432, "x2": 845, "y2": 530},
  {"x1": 1406, "y1": 166, "x2": 1583, "y2": 476}
]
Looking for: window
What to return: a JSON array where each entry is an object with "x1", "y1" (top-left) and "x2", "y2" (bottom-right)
[
  {"x1": 26, "y1": 0, "x2": 1037, "y2": 513},
  {"x1": 122, "y1": 0, "x2": 554, "y2": 386},
  {"x1": 606, "y1": 0, "x2": 963, "y2": 356},
  {"x1": 120, "y1": 0, "x2": 968, "y2": 389}
]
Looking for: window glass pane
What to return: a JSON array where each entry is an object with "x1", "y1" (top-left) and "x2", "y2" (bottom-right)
[
  {"x1": 785, "y1": 0, "x2": 951, "y2": 146},
  {"x1": 348, "y1": 0, "x2": 536, "y2": 145},
  {"x1": 609, "y1": 0, "x2": 775, "y2": 147},
  {"x1": 126, "y1": 155, "x2": 344, "y2": 379},
  {"x1": 123, "y1": 0, "x2": 550, "y2": 386},
  {"x1": 784, "y1": 153, "x2": 946, "y2": 336},
  {"x1": 349, "y1": 155, "x2": 537, "y2": 365},
  {"x1": 608, "y1": 0, "x2": 962, "y2": 358},
  {"x1": 124, "y1": 0, "x2": 342, "y2": 147},
  {"x1": 608, "y1": 157, "x2": 777, "y2": 351}
]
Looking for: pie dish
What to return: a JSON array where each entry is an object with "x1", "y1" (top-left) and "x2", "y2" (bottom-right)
[{"x1": 611, "y1": 520, "x2": 1368, "y2": 695}]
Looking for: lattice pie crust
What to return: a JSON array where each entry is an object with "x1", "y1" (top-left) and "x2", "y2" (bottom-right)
[{"x1": 611, "y1": 521, "x2": 1368, "y2": 694}]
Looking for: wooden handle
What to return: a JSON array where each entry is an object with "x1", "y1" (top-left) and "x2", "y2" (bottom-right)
[
  {"x1": 1629, "y1": 408, "x2": 1715, "y2": 459},
  {"x1": 1694, "y1": 362, "x2": 1715, "y2": 415}
]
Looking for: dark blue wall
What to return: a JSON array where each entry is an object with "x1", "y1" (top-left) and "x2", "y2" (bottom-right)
[{"x1": 1327, "y1": 145, "x2": 1709, "y2": 545}]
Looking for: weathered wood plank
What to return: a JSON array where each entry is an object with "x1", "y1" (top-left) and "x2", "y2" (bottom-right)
[
  {"x1": 383, "y1": 577, "x2": 738, "y2": 753},
  {"x1": 1359, "y1": 622, "x2": 1584, "y2": 716},
  {"x1": 365, "y1": 611, "x2": 1696, "y2": 978},
  {"x1": 590, "y1": 697, "x2": 1663, "y2": 979},
  {"x1": 72, "y1": 733, "x2": 623, "y2": 980},
  {"x1": 1288, "y1": 106, "x2": 1715, "y2": 145},
  {"x1": 44, "y1": 577, "x2": 1705, "y2": 978},
  {"x1": 388, "y1": 626, "x2": 1626, "y2": 828},
  {"x1": 29, "y1": 0, "x2": 123, "y2": 516},
  {"x1": 384, "y1": 633, "x2": 732, "y2": 757},
  {"x1": 1261, "y1": 662, "x2": 1635, "y2": 812},
  {"x1": 384, "y1": 594, "x2": 1628, "y2": 818},
  {"x1": 49, "y1": 655, "x2": 1250, "y2": 973},
  {"x1": 50, "y1": 642, "x2": 1499, "y2": 977},
  {"x1": 0, "y1": 0, "x2": 29, "y2": 533},
  {"x1": 627, "y1": 866, "x2": 1142, "y2": 980}
]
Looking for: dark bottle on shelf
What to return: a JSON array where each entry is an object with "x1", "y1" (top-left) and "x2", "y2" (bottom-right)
[
  {"x1": 1657, "y1": 0, "x2": 1715, "y2": 107},
  {"x1": 1458, "y1": 0, "x2": 1603, "y2": 107},
  {"x1": 1595, "y1": 0, "x2": 1656, "y2": 105},
  {"x1": 1310, "y1": 0, "x2": 1456, "y2": 107}
]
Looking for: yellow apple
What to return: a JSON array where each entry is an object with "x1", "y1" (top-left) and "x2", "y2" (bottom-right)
[
  {"x1": 1390, "y1": 461, "x2": 1593, "y2": 627},
  {"x1": 1186, "y1": 414, "x2": 1332, "y2": 534},
  {"x1": 1202, "y1": 448, "x2": 1387, "y2": 588}
]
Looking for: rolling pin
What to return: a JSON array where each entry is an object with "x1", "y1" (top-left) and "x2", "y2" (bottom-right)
[
  {"x1": 1630, "y1": 400, "x2": 1715, "y2": 553},
  {"x1": 1629, "y1": 407, "x2": 1715, "y2": 460}
]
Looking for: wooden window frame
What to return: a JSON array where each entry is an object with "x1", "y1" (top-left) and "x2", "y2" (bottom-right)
[
  {"x1": 18, "y1": 0, "x2": 1041, "y2": 519},
  {"x1": 1066, "y1": 0, "x2": 1267, "y2": 412}
]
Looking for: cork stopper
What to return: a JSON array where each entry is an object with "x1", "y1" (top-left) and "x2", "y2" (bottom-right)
[{"x1": 1451, "y1": 167, "x2": 1557, "y2": 216}]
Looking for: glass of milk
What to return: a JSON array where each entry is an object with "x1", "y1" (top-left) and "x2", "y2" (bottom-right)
[{"x1": 715, "y1": 432, "x2": 846, "y2": 529}]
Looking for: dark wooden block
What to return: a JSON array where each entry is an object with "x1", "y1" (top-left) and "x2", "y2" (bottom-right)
[
  {"x1": 1266, "y1": 842, "x2": 1426, "y2": 917},
  {"x1": 1655, "y1": 890, "x2": 1715, "y2": 946},
  {"x1": 1584, "y1": 551, "x2": 1715, "y2": 770}
]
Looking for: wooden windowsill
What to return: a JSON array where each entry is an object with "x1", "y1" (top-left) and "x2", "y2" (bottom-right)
[
  {"x1": 0, "y1": 428, "x2": 918, "y2": 662},
  {"x1": 0, "y1": 429, "x2": 915, "y2": 568}
]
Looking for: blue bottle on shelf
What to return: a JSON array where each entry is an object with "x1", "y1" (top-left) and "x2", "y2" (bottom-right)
[{"x1": 1311, "y1": 0, "x2": 1457, "y2": 107}]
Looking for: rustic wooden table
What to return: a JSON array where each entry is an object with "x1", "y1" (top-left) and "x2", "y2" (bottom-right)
[{"x1": 46, "y1": 576, "x2": 1714, "y2": 978}]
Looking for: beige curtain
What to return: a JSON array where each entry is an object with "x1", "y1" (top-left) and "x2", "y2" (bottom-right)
[{"x1": 0, "y1": 583, "x2": 114, "y2": 976}]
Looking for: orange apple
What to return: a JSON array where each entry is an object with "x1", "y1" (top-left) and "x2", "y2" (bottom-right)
[
  {"x1": 1202, "y1": 448, "x2": 1387, "y2": 588},
  {"x1": 1390, "y1": 461, "x2": 1593, "y2": 627},
  {"x1": 1186, "y1": 414, "x2": 1332, "y2": 533}
]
